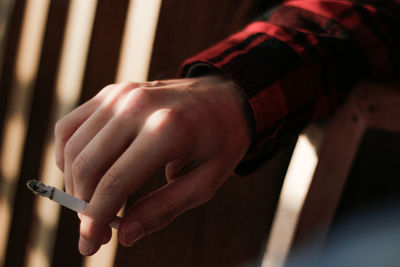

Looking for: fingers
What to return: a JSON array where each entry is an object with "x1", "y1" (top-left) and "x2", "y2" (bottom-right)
[
  {"x1": 71, "y1": 112, "x2": 139, "y2": 201},
  {"x1": 55, "y1": 84, "x2": 116, "y2": 193},
  {"x1": 79, "y1": 109, "x2": 180, "y2": 255},
  {"x1": 59, "y1": 83, "x2": 139, "y2": 194},
  {"x1": 79, "y1": 214, "x2": 112, "y2": 256},
  {"x1": 55, "y1": 84, "x2": 116, "y2": 172},
  {"x1": 118, "y1": 161, "x2": 219, "y2": 247},
  {"x1": 63, "y1": 107, "x2": 113, "y2": 194}
]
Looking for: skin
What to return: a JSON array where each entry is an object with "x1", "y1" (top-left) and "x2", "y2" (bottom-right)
[{"x1": 54, "y1": 75, "x2": 251, "y2": 256}]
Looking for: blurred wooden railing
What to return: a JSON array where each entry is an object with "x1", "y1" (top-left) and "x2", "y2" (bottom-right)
[
  {"x1": 262, "y1": 80, "x2": 400, "y2": 266},
  {"x1": 1, "y1": 1, "x2": 399, "y2": 267}
]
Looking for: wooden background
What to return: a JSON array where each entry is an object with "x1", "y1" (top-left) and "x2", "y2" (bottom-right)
[{"x1": 1, "y1": 0, "x2": 399, "y2": 267}]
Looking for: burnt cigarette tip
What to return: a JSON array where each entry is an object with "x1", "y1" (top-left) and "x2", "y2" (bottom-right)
[
  {"x1": 26, "y1": 179, "x2": 38, "y2": 193},
  {"x1": 26, "y1": 179, "x2": 49, "y2": 195}
]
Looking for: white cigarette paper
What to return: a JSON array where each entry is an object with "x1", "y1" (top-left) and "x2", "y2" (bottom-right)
[{"x1": 27, "y1": 179, "x2": 121, "y2": 229}]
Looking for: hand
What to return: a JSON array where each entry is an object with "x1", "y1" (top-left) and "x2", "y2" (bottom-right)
[{"x1": 54, "y1": 75, "x2": 251, "y2": 255}]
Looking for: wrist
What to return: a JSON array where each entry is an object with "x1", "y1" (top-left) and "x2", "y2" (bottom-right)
[
  {"x1": 201, "y1": 73, "x2": 256, "y2": 147},
  {"x1": 190, "y1": 74, "x2": 253, "y2": 161}
]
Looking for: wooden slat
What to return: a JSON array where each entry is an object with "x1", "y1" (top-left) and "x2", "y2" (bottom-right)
[
  {"x1": 51, "y1": 1, "x2": 130, "y2": 266},
  {"x1": 290, "y1": 82, "x2": 400, "y2": 258},
  {"x1": 262, "y1": 125, "x2": 325, "y2": 267},
  {"x1": 79, "y1": 0, "x2": 131, "y2": 102},
  {"x1": 24, "y1": 1, "x2": 99, "y2": 266},
  {"x1": 0, "y1": 0, "x2": 27, "y2": 166},
  {"x1": 0, "y1": 0, "x2": 51, "y2": 265},
  {"x1": 115, "y1": 0, "x2": 162, "y2": 83},
  {"x1": 0, "y1": 0, "x2": 15, "y2": 71},
  {"x1": 3, "y1": 1, "x2": 70, "y2": 266}
]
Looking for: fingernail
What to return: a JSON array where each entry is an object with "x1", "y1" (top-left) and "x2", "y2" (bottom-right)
[
  {"x1": 126, "y1": 221, "x2": 145, "y2": 245},
  {"x1": 79, "y1": 235, "x2": 94, "y2": 256}
]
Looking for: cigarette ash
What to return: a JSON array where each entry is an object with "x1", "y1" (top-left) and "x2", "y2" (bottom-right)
[{"x1": 26, "y1": 179, "x2": 52, "y2": 196}]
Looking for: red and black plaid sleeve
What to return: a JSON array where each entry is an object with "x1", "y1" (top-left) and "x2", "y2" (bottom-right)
[{"x1": 180, "y1": 0, "x2": 400, "y2": 175}]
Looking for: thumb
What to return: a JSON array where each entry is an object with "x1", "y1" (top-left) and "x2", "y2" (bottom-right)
[{"x1": 118, "y1": 162, "x2": 221, "y2": 246}]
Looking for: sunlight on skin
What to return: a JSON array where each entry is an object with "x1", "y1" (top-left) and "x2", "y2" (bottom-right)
[{"x1": 142, "y1": 109, "x2": 175, "y2": 135}]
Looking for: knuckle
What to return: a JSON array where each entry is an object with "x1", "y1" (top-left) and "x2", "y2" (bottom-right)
[
  {"x1": 148, "y1": 80, "x2": 165, "y2": 87},
  {"x1": 95, "y1": 83, "x2": 117, "y2": 99},
  {"x1": 142, "y1": 110, "x2": 164, "y2": 133},
  {"x1": 101, "y1": 83, "x2": 117, "y2": 92},
  {"x1": 148, "y1": 199, "x2": 178, "y2": 228},
  {"x1": 80, "y1": 215, "x2": 107, "y2": 243},
  {"x1": 55, "y1": 156, "x2": 64, "y2": 171},
  {"x1": 54, "y1": 117, "x2": 69, "y2": 142},
  {"x1": 119, "y1": 81, "x2": 138, "y2": 89},
  {"x1": 71, "y1": 153, "x2": 88, "y2": 179},
  {"x1": 130, "y1": 87, "x2": 150, "y2": 102},
  {"x1": 195, "y1": 191, "x2": 213, "y2": 205},
  {"x1": 146, "y1": 108, "x2": 185, "y2": 133},
  {"x1": 54, "y1": 119, "x2": 64, "y2": 136},
  {"x1": 64, "y1": 137, "x2": 79, "y2": 161},
  {"x1": 99, "y1": 168, "x2": 121, "y2": 196},
  {"x1": 118, "y1": 87, "x2": 151, "y2": 115},
  {"x1": 194, "y1": 183, "x2": 217, "y2": 204}
]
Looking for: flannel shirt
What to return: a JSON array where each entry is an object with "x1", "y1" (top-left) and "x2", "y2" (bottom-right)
[{"x1": 180, "y1": 0, "x2": 400, "y2": 175}]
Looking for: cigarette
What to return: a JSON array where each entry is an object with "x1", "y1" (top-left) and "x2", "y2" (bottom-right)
[{"x1": 27, "y1": 179, "x2": 121, "y2": 229}]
